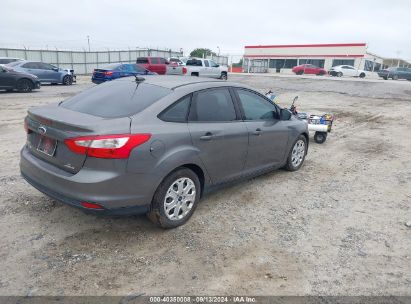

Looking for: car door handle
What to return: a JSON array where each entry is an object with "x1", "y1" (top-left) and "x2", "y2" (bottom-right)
[
  {"x1": 253, "y1": 128, "x2": 262, "y2": 136},
  {"x1": 200, "y1": 132, "x2": 214, "y2": 141}
]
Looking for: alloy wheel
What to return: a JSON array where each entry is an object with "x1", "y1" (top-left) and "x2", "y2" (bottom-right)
[
  {"x1": 291, "y1": 139, "x2": 305, "y2": 168},
  {"x1": 164, "y1": 177, "x2": 196, "y2": 221}
]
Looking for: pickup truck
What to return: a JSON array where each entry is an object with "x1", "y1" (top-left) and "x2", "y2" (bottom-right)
[
  {"x1": 136, "y1": 57, "x2": 185, "y2": 75},
  {"x1": 184, "y1": 58, "x2": 228, "y2": 79}
]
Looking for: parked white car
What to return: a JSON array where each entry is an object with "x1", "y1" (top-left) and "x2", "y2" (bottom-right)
[
  {"x1": 329, "y1": 65, "x2": 366, "y2": 78},
  {"x1": 184, "y1": 58, "x2": 228, "y2": 79}
]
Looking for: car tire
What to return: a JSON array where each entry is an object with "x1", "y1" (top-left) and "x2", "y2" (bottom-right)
[
  {"x1": 314, "y1": 131, "x2": 327, "y2": 144},
  {"x1": 359, "y1": 73, "x2": 366, "y2": 78},
  {"x1": 317, "y1": 71, "x2": 325, "y2": 76},
  {"x1": 6, "y1": 89, "x2": 13, "y2": 92},
  {"x1": 284, "y1": 135, "x2": 307, "y2": 171},
  {"x1": 296, "y1": 70, "x2": 304, "y2": 75},
  {"x1": 147, "y1": 168, "x2": 201, "y2": 229},
  {"x1": 393, "y1": 75, "x2": 399, "y2": 80},
  {"x1": 337, "y1": 72, "x2": 343, "y2": 77},
  {"x1": 63, "y1": 75, "x2": 73, "y2": 85},
  {"x1": 16, "y1": 79, "x2": 33, "y2": 93},
  {"x1": 220, "y1": 72, "x2": 227, "y2": 80},
  {"x1": 383, "y1": 76, "x2": 388, "y2": 80}
]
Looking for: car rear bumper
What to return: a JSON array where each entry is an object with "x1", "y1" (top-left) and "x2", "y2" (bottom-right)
[{"x1": 20, "y1": 146, "x2": 153, "y2": 215}]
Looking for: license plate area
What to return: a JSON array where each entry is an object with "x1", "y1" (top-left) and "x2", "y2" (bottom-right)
[{"x1": 36, "y1": 135, "x2": 57, "y2": 157}]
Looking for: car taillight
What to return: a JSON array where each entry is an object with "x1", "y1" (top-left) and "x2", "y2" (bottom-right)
[
  {"x1": 104, "y1": 71, "x2": 113, "y2": 76},
  {"x1": 64, "y1": 133, "x2": 151, "y2": 159},
  {"x1": 182, "y1": 67, "x2": 187, "y2": 74}
]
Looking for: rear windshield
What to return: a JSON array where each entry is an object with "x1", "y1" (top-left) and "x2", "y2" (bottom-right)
[
  {"x1": 100, "y1": 63, "x2": 121, "y2": 70},
  {"x1": 186, "y1": 59, "x2": 203, "y2": 66},
  {"x1": 60, "y1": 79, "x2": 171, "y2": 118}
]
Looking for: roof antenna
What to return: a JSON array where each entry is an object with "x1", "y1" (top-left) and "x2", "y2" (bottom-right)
[{"x1": 135, "y1": 76, "x2": 145, "y2": 83}]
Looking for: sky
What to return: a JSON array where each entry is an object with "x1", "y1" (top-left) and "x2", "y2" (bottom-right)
[{"x1": 1, "y1": 0, "x2": 411, "y2": 61}]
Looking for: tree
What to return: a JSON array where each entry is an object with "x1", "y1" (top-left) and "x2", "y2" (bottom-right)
[
  {"x1": 190, "y1": 48, "x2": 217, "y2": 58},
  {"x1": 232, "y1": 58, "x2": 243, "y2": 67}
]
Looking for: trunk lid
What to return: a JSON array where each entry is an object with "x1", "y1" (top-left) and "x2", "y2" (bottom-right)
[
  {"x1": 26, "y1": 103, "x2": 131, "y2": 174},
  {"x1": 93, "y1": 69, "x2": 110, "y2": 79}
]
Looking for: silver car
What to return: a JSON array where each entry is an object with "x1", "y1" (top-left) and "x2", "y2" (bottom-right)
[
  {"x1": 20, "y1": 76, "x2": 308, "y2": 228},
  {"x1": 8, "y1": 60, "x2": 74, "y2": 85}
]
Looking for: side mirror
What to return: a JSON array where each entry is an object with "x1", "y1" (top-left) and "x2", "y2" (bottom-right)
[
  {"x1": 52, "y1": 67, "x2": 59, "y2": 72},
  {"x1": 165, "y1": 61, "x2": 170, "y2": 65},
  {"x1": 280, "y1": 108, "x2": 292, "y2": 120}
]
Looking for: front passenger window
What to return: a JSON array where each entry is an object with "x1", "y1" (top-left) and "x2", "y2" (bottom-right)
[{"x1": 236, "y1": 89, "x2": 277, "y2": 120}]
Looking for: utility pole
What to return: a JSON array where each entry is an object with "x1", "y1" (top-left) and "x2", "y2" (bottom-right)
[
  {"x1": 397, "y1": 50, "x2": 401, "y2": 67},
  {"x1": 87, "y1": 35, "x2": 91, "y2": 52},
  {"x1": 217, "y1": 46, "x2": 220, "y2": 56}
]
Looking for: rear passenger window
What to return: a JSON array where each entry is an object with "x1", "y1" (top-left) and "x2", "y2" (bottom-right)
[
  {"x1": 189, "y1": 89, "x2": 237, "y2": 122},
  {"x1": 23, "y1": 62, "x2": 38, "y2": 69},
  {"x1": 204, "y1": 60, "x2": 210, "y2": 67},
  {"x1": 159, "y1": 95, "x2": 191, "y2": 122},
  {"x1": 151, "y1": 58, "x2": 159, "y2": 64}
]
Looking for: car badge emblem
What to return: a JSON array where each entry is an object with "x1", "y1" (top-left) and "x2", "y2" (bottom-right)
[{"x1": 38, "y1": 126, "x2": 47, "y2": 135}]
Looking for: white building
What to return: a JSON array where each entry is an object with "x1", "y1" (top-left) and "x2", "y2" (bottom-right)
[{"x1": 243, "y1": 43, "x2": 384, "y2": 73}]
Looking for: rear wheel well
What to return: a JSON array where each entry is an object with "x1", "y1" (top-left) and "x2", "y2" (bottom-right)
[
  {"x1": 181, "y1": 164, "x2": 205, "y2": 197},
  {"x1": 17, "y1": 77, "x2": 34, "y2": 86},
  {"x1": 16, "y1": 78, "x2": 34, "y2": 90},
  {"x1": 302, "y1": 132, "x2": 309, "y2": 149}
]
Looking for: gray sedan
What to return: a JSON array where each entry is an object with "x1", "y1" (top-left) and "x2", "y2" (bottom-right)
[
  {"x1": 8, "y1": 60, "x2": 74, "y2": 85},
  {"x1": 20, "y1": 76, "x2": 308, "y2": 228}
]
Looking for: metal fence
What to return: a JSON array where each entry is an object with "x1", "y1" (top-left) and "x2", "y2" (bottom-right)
[
  {"x1": 0, "y1": 47, "x2": 230, "y2": 74},
  {"x1": 206, "y1": 55, "x2": 229, "y2": 66},
  {"x1": 0, "y1": 48, "x2": 183, "y2": 74}
]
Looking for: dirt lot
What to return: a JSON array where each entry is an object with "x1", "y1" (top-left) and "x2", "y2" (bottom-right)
[{"x1": 0, "y1": 74, "x2": 410, "y2": 296}]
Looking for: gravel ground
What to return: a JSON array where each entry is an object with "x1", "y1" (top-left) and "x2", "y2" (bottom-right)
[{"x1": 0, "y1": 74, "x2": 410, "y2": 296}]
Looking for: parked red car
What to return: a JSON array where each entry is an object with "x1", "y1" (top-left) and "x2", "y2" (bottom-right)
[
  {"x1": 136, "y1": 57, "x2": 169, "y2": 75},
  {"x1": 292, "y1": 64, "x2": 326, "y2": 75}
]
